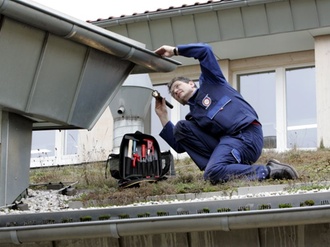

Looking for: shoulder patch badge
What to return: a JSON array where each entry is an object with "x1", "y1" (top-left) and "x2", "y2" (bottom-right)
[{"x1": 202, "y1": 94, "x2": 212, "y2": 109}]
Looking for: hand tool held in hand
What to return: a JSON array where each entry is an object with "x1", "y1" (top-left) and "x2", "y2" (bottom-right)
[{"x1": 152, "y1": 90, "x2": 173, "y2": 109}]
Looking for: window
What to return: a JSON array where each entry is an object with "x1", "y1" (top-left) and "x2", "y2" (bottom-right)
[
  {"x1": 31, "y1": 129, "x2": 80, "y2": 167},
  {"x1": 238, "y1": 67, "x2": 317, "y2": 150},
  {"x1": 286, "y1": 67, "x2": 317, "y2": 148},
  {"x1": 64, "y1": 130, "x2": 78, "y2": 155},
  {"x1": 31, "y1": 130, "x2": 55, "y2": 158},
  {"x1": 239, "y1": 72, "x2": 277, "y2": 148}
]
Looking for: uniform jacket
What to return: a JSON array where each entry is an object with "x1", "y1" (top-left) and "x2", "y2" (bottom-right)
[{"x1": 160, "y1": 43, "x2": 260, "y2": 153}]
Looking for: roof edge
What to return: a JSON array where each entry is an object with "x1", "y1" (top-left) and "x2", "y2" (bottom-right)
[{"x1": 91, "y1": 0, "x2": 284, "y2": 27}]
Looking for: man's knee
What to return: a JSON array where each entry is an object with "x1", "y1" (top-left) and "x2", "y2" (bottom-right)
[{"x1": 204, "y1": 163, "x2": 228, "y2": 183}]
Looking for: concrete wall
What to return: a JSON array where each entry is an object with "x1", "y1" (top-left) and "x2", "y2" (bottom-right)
[{"x1": 1, "y1": 223, "x2": 329, "y2": 247}]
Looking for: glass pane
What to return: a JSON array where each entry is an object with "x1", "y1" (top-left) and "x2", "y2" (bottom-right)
[
  {"x1": 151, "y1": 84, "x2": 172, "y2": 151},
  {"x1": 64, "y1": 130, "x2": 79, "y2": 155},
  {"x1": 31, "y1": 130, "x2": 55, "y2": 158},
  {"x1": 286, "y1": 67, "x2": 316, "y2": 148},
  {"x1": 287, "y1": 128, "x2": 317, "y2": 149},
  {"x1": 239, "y1": 72, "x2": 276, "y2": 148}
]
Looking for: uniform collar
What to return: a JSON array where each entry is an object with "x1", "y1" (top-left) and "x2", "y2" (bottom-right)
[{"x1": 187, "y1": 88, "x2": 199, "y2": 106}]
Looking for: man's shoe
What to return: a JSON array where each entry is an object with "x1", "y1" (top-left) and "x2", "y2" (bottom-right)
[{"x1": 266, "y1": 159, "x2": 299, "y2": 180}]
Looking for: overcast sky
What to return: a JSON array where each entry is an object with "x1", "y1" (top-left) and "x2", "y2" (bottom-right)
[{"x1": 32, "y1": 0, "x2": 200, "y2": 21}]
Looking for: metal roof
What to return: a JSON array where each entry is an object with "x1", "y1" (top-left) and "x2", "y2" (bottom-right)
[
  {"x1": 91, "y1": 0, "x2": 330, "y2": 63},
  {"x1": 0, "y1": 0, "x2": 180, "y2": 130}
]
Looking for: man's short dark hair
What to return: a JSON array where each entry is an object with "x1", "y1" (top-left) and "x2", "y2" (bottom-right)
[{"x1": 167, "y1": 76, "x2": 195, "y2": 93}]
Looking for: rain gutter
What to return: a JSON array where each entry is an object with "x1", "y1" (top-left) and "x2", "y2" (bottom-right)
[
  {"x1": 0, "y1": 205, "x2": 329, "y2": 244},
  {"x1": 0, "y1": 0, "x2": 180, "y2": 73},
  {"x1": 92, "y1": 0, "x2": 284, "y2": 27}
]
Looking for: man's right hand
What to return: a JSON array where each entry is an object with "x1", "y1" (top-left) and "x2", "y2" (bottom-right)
[
  {"x1": 155, "y1": 97, "x2": 169, "y2": 127},
  {"x1": 154, "y1": 45, "x2": 176, "y2": 58}
]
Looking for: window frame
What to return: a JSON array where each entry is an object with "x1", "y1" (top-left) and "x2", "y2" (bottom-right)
[{"x1": 233, "y1": 63, "x2": 316, "y2": 151}]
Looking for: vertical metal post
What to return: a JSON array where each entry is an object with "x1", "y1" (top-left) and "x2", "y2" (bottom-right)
[{"x1": 0, "y1": 111, "x2": 33, "y2": 207}]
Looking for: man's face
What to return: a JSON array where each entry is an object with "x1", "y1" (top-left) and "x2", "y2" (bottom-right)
[{"x1": 170, "y1": 80, "x2": 196, "y2": 105}]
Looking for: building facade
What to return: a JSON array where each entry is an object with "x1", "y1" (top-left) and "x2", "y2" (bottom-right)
[{"x1": 32, "y1": 0, "x2": 330, "y2": 165}]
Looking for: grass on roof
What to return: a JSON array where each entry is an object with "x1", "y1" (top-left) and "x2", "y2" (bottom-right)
[{"x1": 29, "y1": 148, "x2": 330, "y2": 207}]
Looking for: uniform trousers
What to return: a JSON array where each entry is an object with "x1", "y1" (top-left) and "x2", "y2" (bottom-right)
[{"x1": 173, "y1": 120, "x2": 269, "y2": 183}]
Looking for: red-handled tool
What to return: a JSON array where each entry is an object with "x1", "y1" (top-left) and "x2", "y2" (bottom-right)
[
  {"x1": 141, "y1": 144, "x2": 146, "y2": 161},
  {"x1": 132, "y1": 153, "x2": 140, "y2": 167}
]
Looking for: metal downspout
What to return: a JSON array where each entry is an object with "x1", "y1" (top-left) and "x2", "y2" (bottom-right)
[{"x1": 1, "y1": 206, "x2": 330, "y2": 244}]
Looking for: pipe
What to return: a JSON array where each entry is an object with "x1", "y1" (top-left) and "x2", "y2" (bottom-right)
[
  {"x1": 0, "y1": 205, "x2": 329, "y2": 244},
  {"x1": 93, "y1": 0, "x2": 284, "y2": 27},
  {"x1": 117, "y1": 106, "x2": 125, "y2": 115},
  {"x1": 0, "y1": 0, "x2": 180, "y2": 73}
]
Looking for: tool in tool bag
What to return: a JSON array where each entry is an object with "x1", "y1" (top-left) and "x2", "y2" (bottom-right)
[
  {"x1": 132, "y1": 140, "x2": 140, "y2": 168},
  {"x1": 144, "y1": 138, "x2": 159, "y2": 178},
  {"x1": 141, "y1": 143, "x2": 147, "y2": 177},
  {"x1": 126, "y1": 139, "x2": 133, "y2": 175},
  {"x1": 152, "y1": 90, "x2": 173, "y2": 109},
  {"x1": 123, "y1": 136, "x2": 139, "y2": 177}
]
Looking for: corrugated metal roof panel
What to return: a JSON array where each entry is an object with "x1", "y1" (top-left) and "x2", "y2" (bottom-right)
[
  {"x1": 217, "y1": 8, "x2": 245, "y2": 40},
  {"x1": 172, "y1": 15, "x2": 198, "y2": 44},
  {"x1": 149, "y1": 19, "x2": 175, "y2": 47},
  {"x1": 291, "y1": 0, "x2": 319, "y2": 30},
  {"x1": 316, "y1": 0, "x2": 330, "y2": 26},
  {"x1": 195, "y1": 11, "x2": 221, "y2": 42},
  {"x1": 241, "y1": 4, "x2": 269, "y2": 37},
  {"x1": 266, "y1": 1, "x2": 294, "y2": 34}
]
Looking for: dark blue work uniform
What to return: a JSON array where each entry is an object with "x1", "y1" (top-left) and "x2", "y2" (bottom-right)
[{"x1": 160, "y1": 43, "x2": 269, "y2": 183}]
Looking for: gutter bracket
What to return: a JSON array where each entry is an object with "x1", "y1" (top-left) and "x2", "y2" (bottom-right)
[
  {"x1": 109, "y1": 223, "x2": 120, "y2": 238},
  {"x1": 122, "y1": 47, "x2": 135, "y2": 60},
  {"x1": 64, "y1": 24, "x2": 77, "y2": 39},
  {"x1": 10, "y1": 230, "x2": 21, "y2": 245},
  {"x1": 219, "y1": 216, "x2": 230, "y2": 231}
]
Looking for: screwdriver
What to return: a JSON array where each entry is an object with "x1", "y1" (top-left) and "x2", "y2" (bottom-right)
[{"x1": 141, "y1": 143, "x2": 147, "y2": 177}]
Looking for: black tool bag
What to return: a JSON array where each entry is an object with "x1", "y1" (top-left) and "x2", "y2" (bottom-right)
[{"x1": 106, "y1": 131, "x2": 173, "y2": 188}]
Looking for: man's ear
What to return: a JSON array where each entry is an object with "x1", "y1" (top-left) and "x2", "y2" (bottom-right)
[{"x1": 189, "y1": 81, "x2": 195, "y2": 87}]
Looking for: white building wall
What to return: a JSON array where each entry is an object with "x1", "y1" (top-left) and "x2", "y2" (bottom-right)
[
  {"x1": 77, "y1": 108, "x2": 113, "y2": 163},
  {"x1": 315, "y1": 35, "x2": 330, "y2": 147}
]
